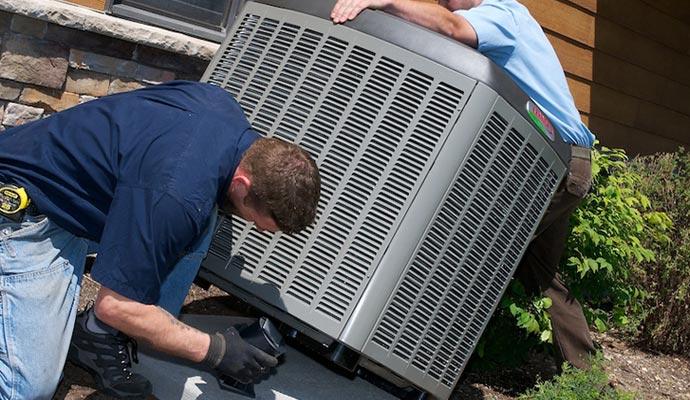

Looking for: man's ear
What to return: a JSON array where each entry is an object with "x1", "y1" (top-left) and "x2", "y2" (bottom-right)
[{"x1": 229, "y1": 170, "x2": 252, "y2": 205}]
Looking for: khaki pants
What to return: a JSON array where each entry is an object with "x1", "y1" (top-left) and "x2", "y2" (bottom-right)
[{"x1": 514, "y1": 145, "x2": 596, "y2": 370}]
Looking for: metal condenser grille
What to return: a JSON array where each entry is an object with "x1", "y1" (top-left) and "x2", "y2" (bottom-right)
[
  {"x1": 205, "y1": 11, "x2": 467, "y2": 332},
  {"x1": 369, "y1": 111, "x2": 560, "y2": 388}
]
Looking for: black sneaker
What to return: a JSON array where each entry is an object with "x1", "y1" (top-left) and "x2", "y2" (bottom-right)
[{"x1": 68, "y1": 307, "x2": 153, "y2": 399}]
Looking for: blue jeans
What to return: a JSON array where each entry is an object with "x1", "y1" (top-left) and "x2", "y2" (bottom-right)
[
  {"x1": 157, "y1": 211, "x2": 216, "y2": 316},
  {"x1": 0, "y1": 211, "x2": 216, "y2": 399},
  {"x1": 0, "y1": 215, "x2": 88, "y2": 399}
]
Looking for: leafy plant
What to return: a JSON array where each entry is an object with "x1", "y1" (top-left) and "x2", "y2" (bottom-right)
[
  {"x1": 562, "y1": 143, "x2": 672, "y2": 334},
  {"x1": 470, "y1": 143, "x2": 673, "y2": 369},
  {"x1": 519, "y1": 353, "x2": 638, "y2": 400},
  {"x1": 471, "y1": 281, "x2": 553, "y2": 369},
  {"x1": 499, "y1": 280, "x2": 554, "y2": 345},
  {"x1": 628, "y1": 148, "x2": 690, "y2": 357}
]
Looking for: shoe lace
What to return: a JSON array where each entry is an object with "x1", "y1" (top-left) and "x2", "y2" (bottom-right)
[{"x1": 110, "y1": 334, "x2": 139, "y2": 380}]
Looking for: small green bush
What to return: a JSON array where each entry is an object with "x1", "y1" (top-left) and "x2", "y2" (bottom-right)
[
  {"x1": 628, "y1": 148, "x2": 690, "y2": 357},
  {"x1": 471, "y1": 281, "x2": 553, "y2": 369},
  {"x1": 470, "y1": 143, "x2": 673, "y2": 369},
  {"x1": 519, "y1": 354, "x2": 638, "y2": 400},
  {"x1": 563, "y1": 144, "x2": 672, "y2": 334}
]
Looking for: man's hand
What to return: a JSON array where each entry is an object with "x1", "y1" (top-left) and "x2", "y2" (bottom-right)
[
  {"x1": 331, "y1": 0, "x2": 391, "y2": 23},
  {"x1": 331, "y1": 0, "x2": 479, "y2": 48},
  {"x1": 95, "y1": 287, "x2": 278, "y2": 383},
  {"x1": 203, "y1": 327, "x2": 279, "y2": 384}
]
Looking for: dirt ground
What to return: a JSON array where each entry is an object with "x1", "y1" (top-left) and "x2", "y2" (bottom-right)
[{"x1": 54, "y1": 274, "x2": 690, "y2": 400}]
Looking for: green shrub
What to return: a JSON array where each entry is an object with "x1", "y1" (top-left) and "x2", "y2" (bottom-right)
[
  {"x1": 628, "y1": 148, "x2": 690, "y2": 357},
  {"x1": 470, "y1": 143, "x2": 673, "y2": 369},
  {"x1": 563, "y1": 144, "x2": 672, "y2": 334},
  {"x1": 519, "y1": 354, "x2": 638, "y2": 400},
  {"x1": 471, "y1": 281, "x2": 553, "y2": 369}
]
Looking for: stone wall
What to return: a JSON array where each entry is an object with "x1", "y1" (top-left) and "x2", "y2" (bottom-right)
[{"x1": 0, "y1": 9, "x2": 212, "y2": 129}]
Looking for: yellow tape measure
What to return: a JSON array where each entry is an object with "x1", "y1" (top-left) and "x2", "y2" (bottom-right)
[{"x1": 0, "y1": 185, "x2": 30, "y2": 215}]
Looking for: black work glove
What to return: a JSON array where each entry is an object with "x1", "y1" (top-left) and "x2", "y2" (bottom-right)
[{"x1": 202, "y1": 326, "x2": 278, "y2": 384}]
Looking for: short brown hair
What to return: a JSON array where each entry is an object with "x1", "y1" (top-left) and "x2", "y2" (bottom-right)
[{"x1": 240, "y1": 137, "x2": 321, "y2": 234}]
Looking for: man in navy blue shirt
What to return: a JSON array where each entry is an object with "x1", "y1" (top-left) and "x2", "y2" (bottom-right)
[
  {"x1": 333, "y1": 0, "x2": 596, "y2": 371},
  {"x1": 0, "y1": 81, "x2": 321, "y2": 399}
]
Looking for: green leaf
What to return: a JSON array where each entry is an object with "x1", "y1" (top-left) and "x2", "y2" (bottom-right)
[
  {"x1": 640, "y1": 194, "x2": 651, "y2": 208},
  {"x1": 625, "y1": 197, "x2": 639, "y2": 207},
  {"x1": 541, "y1": 297, "x2": 552, "y2": 309},
  {"x1": 587, "y1": 258, "x2": 599, "y2": 273},
  {"x1": 527, "y1": 319, "x2": 540, "y2": 334},
  {"x1": 540, "y1": 330, "x2": 552, "y2": 343},
  {"x1": 509, "y1": 303, "x2": 521, "y2": 316}
]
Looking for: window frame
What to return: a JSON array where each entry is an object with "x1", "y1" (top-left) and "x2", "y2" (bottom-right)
[{"x1": 105, "y1": 0, "x2": 245, "y2": 42}]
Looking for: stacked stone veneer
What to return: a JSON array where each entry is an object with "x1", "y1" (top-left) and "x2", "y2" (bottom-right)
[{"x1": 0, "y1": 10, "x2": 212, "y2": 129}]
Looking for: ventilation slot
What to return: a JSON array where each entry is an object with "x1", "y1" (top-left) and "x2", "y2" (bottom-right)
[
  {"x1": 208, "y1": 14, "x2": 465, "y2": 324},
  {"x1": 207, "y1": 216, "x2": 235, "y2": 261},
  {"x1": 371, "y1": 112, "x2": 560, "y2": 388}
]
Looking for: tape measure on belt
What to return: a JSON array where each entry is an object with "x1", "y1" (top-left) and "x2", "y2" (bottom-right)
[{"x1": 0, "y1": 184, "x2": 32, "y2": 221}]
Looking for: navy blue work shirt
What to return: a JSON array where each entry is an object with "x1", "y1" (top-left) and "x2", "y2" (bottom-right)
[{"x1": 0, "y1": 81, "x2": 259, "y2": 303}]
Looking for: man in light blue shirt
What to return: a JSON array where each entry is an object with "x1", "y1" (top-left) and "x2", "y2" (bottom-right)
[{"x1": 333, "y1": 0, "x2": 596, "y2": 370}]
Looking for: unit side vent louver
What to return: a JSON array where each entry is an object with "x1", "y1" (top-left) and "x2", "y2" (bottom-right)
[
  {"x1": 368, "y1": 112, "x2": 559, "y2": 388},
  {"x1": 207, "y1": 217, "x2": 235, "y2": 261}
]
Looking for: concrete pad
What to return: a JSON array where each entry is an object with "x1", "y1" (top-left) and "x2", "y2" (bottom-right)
[{"x1": 133, "y1": 314, "x2": 398, "y2": 400}]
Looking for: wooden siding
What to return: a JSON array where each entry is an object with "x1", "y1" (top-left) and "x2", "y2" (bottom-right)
[
  {"x1": 521, "y1": 0, "x2": 690, "y2": 155},
  {"x1": 63, "y1": 0, "x2": 106, "y2": 11}
]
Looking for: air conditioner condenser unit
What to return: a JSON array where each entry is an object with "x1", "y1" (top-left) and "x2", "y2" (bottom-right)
[{"x1": 198, "y1": 1, "x2": 570, "y2": 399}]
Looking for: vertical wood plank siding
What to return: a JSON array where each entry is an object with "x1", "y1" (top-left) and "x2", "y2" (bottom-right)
[{"x1": 521, "y1": 0, "x2": 690, "y2": 155}]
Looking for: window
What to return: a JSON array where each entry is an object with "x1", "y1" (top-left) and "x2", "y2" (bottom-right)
[{"x1": 106, "y1": 0, "x2": 246, "y2": 42}]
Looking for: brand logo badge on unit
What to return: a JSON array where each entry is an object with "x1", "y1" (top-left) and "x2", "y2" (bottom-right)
[{"x1": 526, "y1": 101, "x2": 555, "y2": 141}]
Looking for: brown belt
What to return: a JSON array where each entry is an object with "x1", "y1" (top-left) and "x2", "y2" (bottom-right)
[{"x1": 571, "y1": 145, "x2": 591, "y2": 161}]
